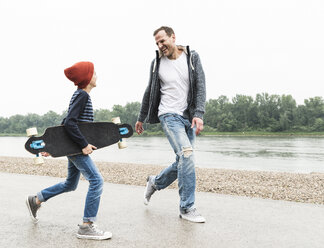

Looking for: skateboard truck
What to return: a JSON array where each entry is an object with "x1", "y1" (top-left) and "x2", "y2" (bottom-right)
[
  {"x1": 119, "y1": 127, "x2": 129, "y2": 135},
  {"x1": 26, "y1": 127, "x2": 44, "y2": 165},
  {"x1": 30, "y1": 140, "x2": 45, "y2": 149},
  {"x1": 112, "y1": 117, "x2": 128, "y2": 149}
]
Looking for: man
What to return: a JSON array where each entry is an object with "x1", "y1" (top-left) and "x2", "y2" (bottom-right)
[
  {"x1": 26, "y1": 62, "x2": 112, "y2": 240},
  {"x1": 135, "y1": 26, "x2": 206, "y2": 223}
]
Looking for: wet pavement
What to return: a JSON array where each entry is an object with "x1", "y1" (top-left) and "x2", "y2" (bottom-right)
[{"x1": 1, "y1": 172, "x2": 324, "y2": 248}]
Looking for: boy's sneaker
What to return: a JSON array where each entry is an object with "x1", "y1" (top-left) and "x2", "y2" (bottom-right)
[
  {"x1": 76, "y1": 224, "x2": 112, "y2": 240},
  {"x1": 144, "y1": 175, "x2": 157, "y2": 205},
  {"x1": 179, "y1": 207, "x2": 206, "y2": 223},
  {"x1": 26, "y1": 195, "x2": 41, "y2": 223}
]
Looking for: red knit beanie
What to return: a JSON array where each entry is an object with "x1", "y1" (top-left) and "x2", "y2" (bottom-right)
[{"x1": 64, "y1": 61, "x2": 94, "y2": 89}]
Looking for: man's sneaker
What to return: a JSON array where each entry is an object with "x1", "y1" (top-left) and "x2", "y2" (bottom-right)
[
  {"x1": 179, "y1": 207, "x2": 206, "y2": 223},
  {"x1": 76, "y1": 224, "x2": 112, "y2": 240},
  {"x1": 144, "y1": 175, "x2": 156, "y2": 205},
  {"x1": 26, "y1": 195, "x2": 41, "y2": 223}
]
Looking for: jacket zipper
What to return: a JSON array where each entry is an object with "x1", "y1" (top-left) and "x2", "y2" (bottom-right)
[{"x1": 186, "y1": 46, "x2": 194, "y2": 108}]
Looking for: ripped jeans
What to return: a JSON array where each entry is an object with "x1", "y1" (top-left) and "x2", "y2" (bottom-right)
[{"x1": 156, "y1": 113, "x2": 196, "y2": 214}]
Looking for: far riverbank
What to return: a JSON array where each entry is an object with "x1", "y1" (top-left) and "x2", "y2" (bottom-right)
[{"x1": 2, "y1": 131, "x2": 324, "y2": 137}]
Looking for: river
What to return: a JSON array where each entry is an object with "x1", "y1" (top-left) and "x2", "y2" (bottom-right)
[{"x1": 1, "y1": 136, "x2": 324, "y2": 173}]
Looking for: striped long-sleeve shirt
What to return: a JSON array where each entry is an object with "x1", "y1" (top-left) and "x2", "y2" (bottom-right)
[{"x1": 62, "y1": 89, "x2": 94, "y2": 148}]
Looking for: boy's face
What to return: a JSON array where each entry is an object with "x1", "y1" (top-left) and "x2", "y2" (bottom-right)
[
  {"x1": 155, "y1": 30, "x2": 176, "y2": 58},
  {"x1": 89, "y1": 71, "x2": 97, "y2": 88}
]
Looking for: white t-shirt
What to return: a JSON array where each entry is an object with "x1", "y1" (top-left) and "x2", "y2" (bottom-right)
[{"x1": 158, "y1": 52, "x2": 190, "y2": 117}]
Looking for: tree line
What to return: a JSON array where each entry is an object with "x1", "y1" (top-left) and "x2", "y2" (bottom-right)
[
  {"x1": 204, "y1": 93, "x2": 324, "y2": 132},
  {"x1": 1, "y1": 93, "x2": 324, "y2": 135}
]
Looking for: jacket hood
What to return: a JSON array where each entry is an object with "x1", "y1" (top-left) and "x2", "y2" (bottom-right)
[{"x1": 153, "y1": 45, "x2": 194, "y2": 72}]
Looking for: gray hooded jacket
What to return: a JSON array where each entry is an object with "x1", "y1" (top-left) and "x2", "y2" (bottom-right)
[{"x1": 138, "y1": 45, "x2": 206, "y2": 124}]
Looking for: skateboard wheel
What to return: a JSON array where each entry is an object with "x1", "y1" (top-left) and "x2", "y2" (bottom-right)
[
  {"x1": 26, "y1": 127, "x2": 38, "y2": 137},
  {"x1": 118, "y1": 140, "x2": 127, "y2": 149},
  {"x1": 112, "y1": 117, "x2": 121, "y2": 124},
  {"x1": 34, "y1": 156, "x2": 44, "y2": 165}
]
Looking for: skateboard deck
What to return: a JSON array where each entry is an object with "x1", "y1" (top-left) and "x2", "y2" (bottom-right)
[{"x1": 25, "y1": 122, "x2": 133, "y2": 157}]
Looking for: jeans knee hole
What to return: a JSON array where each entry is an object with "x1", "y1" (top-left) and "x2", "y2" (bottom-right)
[{"x1": 182, "y1": 147, "x2": 193, "y2": 158}]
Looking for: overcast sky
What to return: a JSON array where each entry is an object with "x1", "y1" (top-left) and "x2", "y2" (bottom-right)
[{"x1": 1, "y1": 0, "x2": 323, "y2": 118}]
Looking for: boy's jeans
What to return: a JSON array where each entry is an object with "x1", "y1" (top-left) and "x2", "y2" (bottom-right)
[
  {"x1": 156, "y1": 113, "x2": 196, "y2": 214},
  {"x1": 37, "y1": 154, "x2": 104, "y2": 223}
]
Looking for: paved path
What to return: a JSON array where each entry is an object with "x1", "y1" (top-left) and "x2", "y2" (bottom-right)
[{"x1": 1, "y1": 172, "x2": 324, "y2": 248}]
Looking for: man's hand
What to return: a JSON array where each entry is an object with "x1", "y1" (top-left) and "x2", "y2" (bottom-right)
[
  {"x1": 191, "y1": 117, "x2": 204, "y2": 135},
  {"x1": 135, "y1": 121, "x2": 144, "y2": 135},
  {"x1": 82, "y1": 144, "x2": 97, "y2": 155}
]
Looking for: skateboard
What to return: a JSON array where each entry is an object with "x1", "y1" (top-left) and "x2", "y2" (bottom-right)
[{"x1": 25, "y1": 118, "x2": 133, "y2": 164}]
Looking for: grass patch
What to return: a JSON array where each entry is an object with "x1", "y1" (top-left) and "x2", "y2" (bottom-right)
[
  {"x1": 200, "y1": 131, "x2": 324, "y2": 136},
  {"x1": 0, "y1": 133, "x2": 25, "y2": 137}
]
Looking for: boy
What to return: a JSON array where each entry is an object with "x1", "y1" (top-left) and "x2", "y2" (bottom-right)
[{"x1": 26, "y1": 61, "x2": 112, "y2": 240}]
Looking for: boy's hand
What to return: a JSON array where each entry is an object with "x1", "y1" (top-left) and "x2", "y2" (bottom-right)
[
  {"x1": 82, "y1": 144, "x2": 97, "y2": 155},
  {"x1": 41, "y1": 152, "x2": 51, "y2": 157}
]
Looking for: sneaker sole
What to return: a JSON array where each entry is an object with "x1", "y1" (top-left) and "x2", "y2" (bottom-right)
[
  {"x1": 25, "y1": 196, "x2": 39, "y2": 223},
  {"x1": 143, "y1": 181, "x2": 150, "y2": 205},
  {"x1": 76, "y1": 233, "x2": 112, "y2": 240},
  {"x1": 179, "y1": 214, "x2": 206, "y2": 223}
]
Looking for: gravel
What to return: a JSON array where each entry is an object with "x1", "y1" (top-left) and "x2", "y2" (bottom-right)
[{"x1": 1, "y1": 156, "x2": 323, "y2": 204}]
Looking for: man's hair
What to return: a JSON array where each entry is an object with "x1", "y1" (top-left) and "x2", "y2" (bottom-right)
[{"x1": 153, "y1": 26, "x2": 175, "y2": 37}]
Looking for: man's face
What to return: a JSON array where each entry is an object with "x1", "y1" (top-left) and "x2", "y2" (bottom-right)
[{"x1": 154, "y1": 30, "x2": 176, "y2": 57}]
